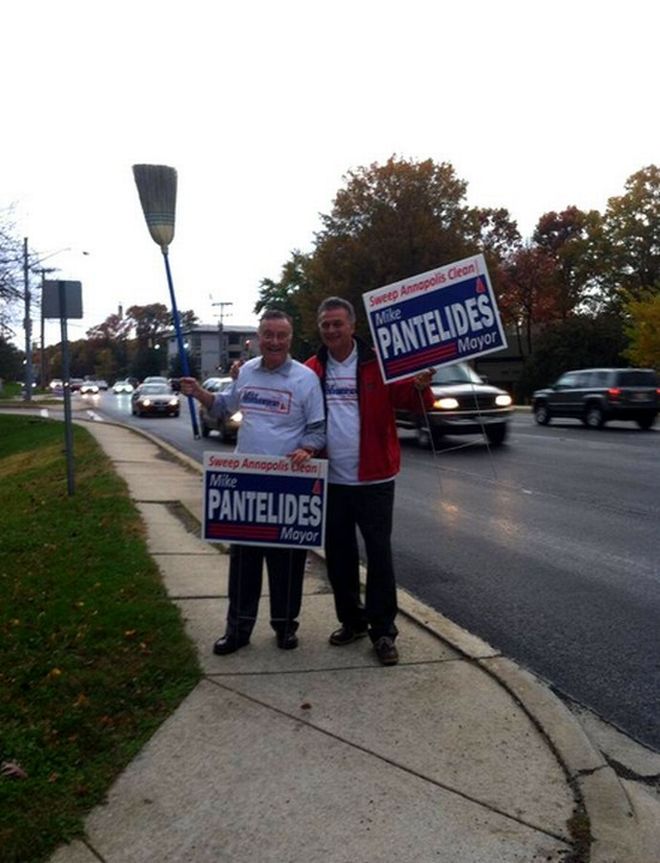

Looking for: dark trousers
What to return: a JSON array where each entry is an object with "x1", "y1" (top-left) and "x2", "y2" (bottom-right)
[
  {"x1": 325, "y1": 481, "x2": 398, "y2": 642},
  {"x1": 226, "y1": 544, "x2": 306, "y2": 639}
]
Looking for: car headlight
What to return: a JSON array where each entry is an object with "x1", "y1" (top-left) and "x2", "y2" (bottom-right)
[
  {"x1": 169, "y1": 398, "x2": 179, "y2": 406},
  {"x1": 230, "y1": 411, "x2": 243, "y2": 422},
  {"x1": 433, "y1": 397, "x2": 459, "y2": 410},
  {"x1": 142, "y1": 398, "x2": 151, "y2": 406},
  {"x1": 495, "y1": 394, "x2": 512, "y2": 407}
]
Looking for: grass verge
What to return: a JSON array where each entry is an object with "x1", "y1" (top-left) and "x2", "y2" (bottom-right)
[{"x1": 0, "y1": 414, "x2": 201, "y2": 862}]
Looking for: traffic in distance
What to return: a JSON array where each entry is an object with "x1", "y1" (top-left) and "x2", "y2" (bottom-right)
[
  {"x1": 65, "y1": 367, "x2": 660, "y2": 749},
  {"x1": 70, "y1": 363, "x2": 658, "y2": 443}
]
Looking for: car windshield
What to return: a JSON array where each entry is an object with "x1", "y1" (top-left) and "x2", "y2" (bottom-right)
[
  {"x1": 140, "y1": 384, "x2": 172, "y2": 395},
  {"x1": 431, "y1": 364, "x2": 482, "y2": 385}
]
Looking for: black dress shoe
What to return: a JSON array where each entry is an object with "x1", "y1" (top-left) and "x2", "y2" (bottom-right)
[
  {"x1": 276, "y1": 631, "x2": 299, "y2": 650},
  {"x1": 213, "y1": 634, "x2": 249, "y2": 656},
  {"x1": 329, "y1": 625, "x2": 368, "y2": 646},
  {"x1": 373, "y1": 636, "x2": 399, "y2": 666}
]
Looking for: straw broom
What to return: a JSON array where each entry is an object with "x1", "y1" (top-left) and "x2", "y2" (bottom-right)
[{"x1": 132, "y1": 164, "x2": 200, "y2": 438}]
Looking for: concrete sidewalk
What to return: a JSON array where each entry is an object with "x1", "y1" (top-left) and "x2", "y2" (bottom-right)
[{"x1": 44, "y1": 419, "x2": 656, "y2": 863}]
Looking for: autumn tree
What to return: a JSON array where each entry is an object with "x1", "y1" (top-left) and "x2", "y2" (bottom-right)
[
  {"x1": 497, "y1": 245, "x2": 560, "y2": 355},
  {"x1": 310, "y1": 157, "x2": 486, "y2": 339},
  {"x1": 623, "y1": 293, "x2": 660, "y2": 368},
  {"x1": 258, "y1": 156, "x2": 519, "y2": 346}
]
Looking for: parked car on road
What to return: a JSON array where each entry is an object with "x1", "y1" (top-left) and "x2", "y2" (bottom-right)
[
  {"x1": 395, "y1": 362, "x2": 514, "y2": 447},
  {"x1": 532, "y1": 368, "x2": 659, "y2": 430},
  {"x1": 48, "y1": 379, "x2": 63, "y2": 392},
  {"x1": 69, "y1": 378, "x2": 84, "y2": 392},
  {"x1": 131, "y1": 383, "x2": 180, "y2": 418},
  {"x1": 198, "y1": 376, "x2": 242, "y2": 442},
  {"x1": 112, "y1": 380, "x2": 135, "y2": 394}
]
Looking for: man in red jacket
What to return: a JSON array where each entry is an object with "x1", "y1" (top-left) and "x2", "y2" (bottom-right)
[{"x1": 306, "y1": 297, "x2": 434, "y2": 665}]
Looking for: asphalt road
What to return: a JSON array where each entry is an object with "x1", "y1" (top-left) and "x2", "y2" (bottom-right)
[{"x1": 89, "y1": 391, "x2": 660, "y2": 751}]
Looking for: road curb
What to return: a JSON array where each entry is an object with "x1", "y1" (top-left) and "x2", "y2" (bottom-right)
[
  {"x1": 75, "y1": 415, "x2": 640, "y2": 862},
  {"x1": 392, "y1": 588, "x2": 636, "y2": 862}
]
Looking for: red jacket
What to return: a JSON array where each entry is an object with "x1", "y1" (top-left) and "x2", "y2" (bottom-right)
[{"x1": 306, "y1": 339, "x2": 434, "y2": 483}]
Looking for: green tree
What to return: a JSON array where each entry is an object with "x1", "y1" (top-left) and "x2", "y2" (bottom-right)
[
  {"x1": 255, "y1": 251, "x2": 316, "y2": 359},
  {"x1": 532, "y1": 206, "x2": 602, "y2": 318},
  {"x1": 516, "y1": 314, "x2": 627, "y2": 400},
  {"x1": 623, "y1": 293, "x2": 660, "y2": 368},
  {"x1": 167, "y1": 349, "x2": 199, "y2": 379},
  {"x1": 0, "y1": 336, "x2": 23, "y2": 381},
  {"x1": 85, "y1": 313, "x2": 131, "y2": 381},
  {"x1": 599, "y1": 165, "x2": 660, "y2": 308}
]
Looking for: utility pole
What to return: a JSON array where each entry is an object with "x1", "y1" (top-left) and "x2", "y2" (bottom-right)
[
  {"x1": 23, "y1": 238, "x2": 32, "y2": 401},
  {"x1": 34, "y1": 266, "x2": 58, "y2": 388},
  {"x1": 212, "y1": 301, "x2": 233, "y2": 372}
]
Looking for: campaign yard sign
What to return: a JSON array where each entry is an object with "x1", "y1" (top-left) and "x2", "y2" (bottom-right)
[
  {"x1": 203, "y1": 452, "x2": 327, "y2": 549},
  {"x1": 363, "y1": 254, "x2": 507, "y2": 384}
]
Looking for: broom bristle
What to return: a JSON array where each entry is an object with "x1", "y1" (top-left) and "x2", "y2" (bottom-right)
[{"x1": 132, "y1": 164, "x2": 177, "y2": 248}]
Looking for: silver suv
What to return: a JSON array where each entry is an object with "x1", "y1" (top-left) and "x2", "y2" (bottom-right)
[{"x1": 532, "y1": 368, "x2": 658, "y2": 430}]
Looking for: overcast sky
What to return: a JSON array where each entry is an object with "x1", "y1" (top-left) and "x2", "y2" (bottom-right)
[{"x1": 4, "y1": 0, "x2": 658, "y2": 347}]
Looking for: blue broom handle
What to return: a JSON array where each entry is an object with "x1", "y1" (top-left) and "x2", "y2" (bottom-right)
[{"x1": 162, "y1": 249, "x2": 201, "y2": 438}]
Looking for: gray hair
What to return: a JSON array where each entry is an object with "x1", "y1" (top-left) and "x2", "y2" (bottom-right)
[
  {"x1": 259, "y1": 308, "x2": 293, "y2": 328},
  {"x1": 317, "y1": 296, "x2": 356, "y2": 323}
]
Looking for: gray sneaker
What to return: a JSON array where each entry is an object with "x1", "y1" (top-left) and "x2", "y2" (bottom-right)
[{"x1": 373, "y1": 636, "x2": 399, "y2": 666}]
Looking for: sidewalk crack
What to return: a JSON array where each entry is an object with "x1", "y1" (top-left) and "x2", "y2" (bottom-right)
[{"x1": 204, "y1": 676, "x2": 573, "y2": 847}]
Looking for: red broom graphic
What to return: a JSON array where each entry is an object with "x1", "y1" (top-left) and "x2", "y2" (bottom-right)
[{"x1": 132, "y1": 164, "x2": 200, "y2": 438}]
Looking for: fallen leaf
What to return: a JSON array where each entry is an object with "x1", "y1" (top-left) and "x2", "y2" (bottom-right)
[{"x1": 1, "y1": 761, "x2": 28, "y2": 780}]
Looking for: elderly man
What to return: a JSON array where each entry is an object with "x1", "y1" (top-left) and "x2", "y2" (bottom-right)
[
  {"x1": 306, "y1": 297, "x2": 433, "y2": 666},
  {"x1": 181, "y1": 309, "x2": 325, "y2": 655}
]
